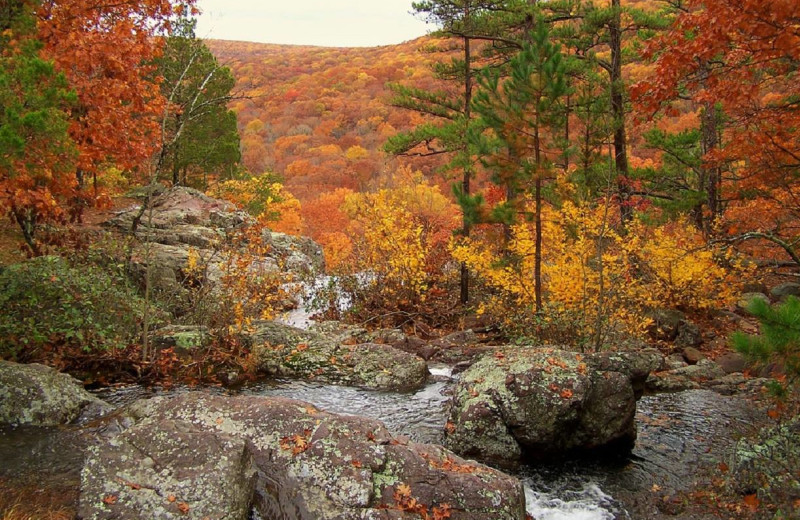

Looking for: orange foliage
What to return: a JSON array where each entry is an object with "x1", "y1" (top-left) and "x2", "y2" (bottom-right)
[{"x1": 37, "y1": 0, "x2": 188, "y2": 179}]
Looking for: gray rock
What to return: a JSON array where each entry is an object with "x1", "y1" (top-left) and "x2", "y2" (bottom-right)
[
  {"x1": 730, "y1": 416, "x2": 800, "y2": 507},
  {"x1": 646, "y1": 360, "x2": 727, "y2": 393},
  {"x1": 83, "y1": 393, "x2": 526, "y2": 520},
  {"x1": 105, "y1": 187, "x2": 324, "y2": 306},
  {"x1": 432, "y1": 330, "x2": 478, "y2": 348},
  {"x1": 737, "y1": 292, "x2": 770, "y2": 312},
  {"x1": 647, "y1": 309, "x2": 687, "y2": 341},
  {"x1": 675, "y1": 321, "x2": 703, "y2": 348},
  {"x1": 79, "y1": 419, "x2": 256, "y2": 520},
  {"x1": 249, "y1": 321, "x2": 429, "y2": 391},
  {"x1": 0, "y1": 360, "x2": 110, "y2": 426},
  {"x1": 151, "y1": 325, "x2": 211, "y2": 355},
  {"x1": 664, "y1": 354, "x2": 689, "y2": 370},
  {"x1": 769, "y1": 283, "x2": 800, "y2": 301},
  {"x1": 445, "y1": 347, "x2": 646, "y2": 468}
]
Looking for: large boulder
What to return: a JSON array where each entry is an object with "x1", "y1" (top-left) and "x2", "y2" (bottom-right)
[
  {"x1": 80, "y1": 393, "x2": 526, "y2": 520},
  {"x1": 104, "y1": 187, "x2": 324, "y2": 303},
  {"x1": 80, "y1": 419, "x2": 255, "y2": 520},
  {"x1": 0, "y1": 360, "x2": 110, "y2": 426},
  {"x1": 247, "y1": 321, "x2": 429, "y2": 391},
  {"x1": 444, "y1": 347, "x2": 657, "y2": 468}
]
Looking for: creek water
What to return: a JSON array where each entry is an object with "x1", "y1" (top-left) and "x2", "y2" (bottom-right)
[{"x1": 1, "y1": 365, "x2": 762, "y2": 519}]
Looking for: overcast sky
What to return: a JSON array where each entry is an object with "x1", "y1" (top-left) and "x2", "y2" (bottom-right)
[{"x1": 195, "y1": 0, "x2": 435, "y2": 47}]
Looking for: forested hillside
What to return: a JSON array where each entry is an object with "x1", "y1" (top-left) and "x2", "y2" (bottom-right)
[{"x1": 2, "y1": 2, "x2": 800, "y2": 517}]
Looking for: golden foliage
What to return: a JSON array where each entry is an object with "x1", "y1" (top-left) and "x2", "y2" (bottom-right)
[{"x1": 453, "y1": 195, "x2": 748, "y2": 346}]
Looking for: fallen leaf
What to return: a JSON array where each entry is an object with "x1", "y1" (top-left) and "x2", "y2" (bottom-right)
[
  {"x1": 177, "y1": 501, "x2": 190, "y2": 514},
  {"x1": 743, "y1": 494, "x2": 760, "y2": 512}
]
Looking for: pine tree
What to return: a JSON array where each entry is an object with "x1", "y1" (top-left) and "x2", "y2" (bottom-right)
[
  {"x1": 469, "y1": 17, "x2": 568, "y2": 312},
  {"x1": 733, "y1": 296, "x2": 800, "y2": 387}
]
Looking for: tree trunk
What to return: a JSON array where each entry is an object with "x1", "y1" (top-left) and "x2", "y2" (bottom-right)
[
  {"x1": 610, "y1": 0, "x2": 632, "y2": 225},
  {"x1": 701, "y1": 100, "x2": 720, "y2": 234},
  {"x1": 534, "y1": 122, "x2": 542, "y2": 314},
  {"x1": 460, "y1": 2, "x2": 472, "y2": 305}
]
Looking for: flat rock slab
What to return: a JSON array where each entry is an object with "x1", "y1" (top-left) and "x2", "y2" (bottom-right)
[
  {"x1": 81, "y1": 393, "x2": 526, "y2": 520},
  {"x1": 0, "y1": 360, "x2": 109, "y2": 426},
  {"x1": 250, "y1": 321, "x2": 429, "y2": 391}
]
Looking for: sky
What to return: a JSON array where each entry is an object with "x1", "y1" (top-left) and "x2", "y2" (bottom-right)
[{"x1": 195, "y1": 0, "x2": 435, "y2": 47}]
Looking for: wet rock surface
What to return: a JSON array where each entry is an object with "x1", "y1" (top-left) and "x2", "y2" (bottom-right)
[
  {"x1": 248, "y1": 321, "x2": 429, "y2": 391},
  {"x1": 0, "y1": 360, "x2": 110, "y2": 426},
  {"x1": 80, "y1": 393, "x2": 526, "y2": 520}
]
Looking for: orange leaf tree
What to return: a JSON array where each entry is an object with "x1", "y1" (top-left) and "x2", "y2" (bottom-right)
[
  {"x1": 0, "y1": 2, "x2": 76, "y2": 254},
  {"x1": 36, "y1": 0, "x2": 192, "y2": 204},
  {"x1": 634, "y1": 0, "x2": 800, "y2": 263}
]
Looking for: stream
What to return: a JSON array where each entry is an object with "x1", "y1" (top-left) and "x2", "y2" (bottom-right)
[{"x1": 1, "y1": 364, "x2": 763, "y2": 519}]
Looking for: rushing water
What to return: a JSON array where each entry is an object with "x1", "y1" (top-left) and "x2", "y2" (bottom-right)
[{"x1": 2, "y1": 371, "x2": 762, "y2": 519}]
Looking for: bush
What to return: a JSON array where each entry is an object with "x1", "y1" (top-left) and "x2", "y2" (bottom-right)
[{"x1": 0, "y1": 256, "x2": 154, "y2": 358}]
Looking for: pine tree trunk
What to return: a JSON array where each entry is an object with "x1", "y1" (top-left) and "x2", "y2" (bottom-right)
[{"x1": 610, "y1": 0, "x2": 631, "y2": 225}]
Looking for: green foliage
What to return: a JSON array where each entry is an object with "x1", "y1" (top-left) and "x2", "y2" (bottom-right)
[
  {"x1": 732, "y1": 296, "x2": 800, "y2": 385},
  {"x1": 0, "y1": 256, "x2": 156, "y2": 358},
  {"x1": 0, "y1": 5, "x2": 78, "y2": 252},
  {"x1": 469, "y1": 18, "x2": 568, "y2": 221},
  {"x1": 155, "y1": 16, "x2": 240, "y2": 187}
]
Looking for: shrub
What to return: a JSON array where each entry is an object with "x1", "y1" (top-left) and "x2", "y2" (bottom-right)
[{"x1": 0, "y1": 256, "x2": 154, "y2": 358}]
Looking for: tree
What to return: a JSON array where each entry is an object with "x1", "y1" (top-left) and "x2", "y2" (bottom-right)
[
  {"x1": 564, "y1": 0, "x2": 670, "y2": 225},
  {"x1": 0, "y1": 3, "x2": 76, "y2": 254},
  {"x1": 468, "y1": 19, "x2": 568, "y2": 312},
  {"x1": 634, "y1": 1, "x2": 800, "y2": 261},
  {"x1": 733, "y1": 296, "x2": 800, "y2": 388},
  {"x1": 36, "y1": 0, "x2": 191, "y2": 202},
  {"x1": 154, "y1": 16, "x2": 240, "y2": 188}
]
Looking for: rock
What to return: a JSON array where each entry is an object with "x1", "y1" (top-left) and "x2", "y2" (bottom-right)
[
  {"x1": 104, "y1": 187, "x2": 324, "y2": 307},
  {"x1": 647, "y1": 309, "x2": 686, "y2": 341},
  {"x1": 664, "y1": 354, "x2": 689, "y2": 371},
  {"x1": 769, "y1": 282, "x2": 800, "y2": 301},
  {"x1": 716, "y1": 352, "x2": 749, "y2": 374},
  {"x1": 0, "y1": 361, "x2": 111, "y2": 426},
  {"x1": 675, "y1": 320, "x2": 703, "y2": 348},
  {"x1": 249, "y1": 321, "x2": 429, "y2": 391},
  {"x1": 682, "y1": 346, "x2": 706, "y2": 365},
  {"x1": 432, "y1": 330, "x2": 478, "y2": 348},
  {"x1": 737, "y1": 292, "x2": 769, "y2": 312},
  {"x1": 151, "y1": 325, "x2": 211, "y2": 356},
  {"x1": 82, "y1": 393, "x2": 526, "y2": 520},
  {"x1": 646, "y1": 359, "x2": 727, "y2": 393},
  {"x1": 704, "y1": 373, "x2": 771, "y2": 396},
  {"x1": 79, "y1": 419, "x2": 256, "y2": 520},
  {"x1": 584, "y1": 348, "x2": 663, "y2": 398},
  {"x1": 730, "y1": 416, "x2": 800, "y2": 507},
  {"x1": 444, "y1": 347, "x2": 651, "y2": 468},
  {"x1": 741, "y1": 281, "x2": 768, "y2": 294}
]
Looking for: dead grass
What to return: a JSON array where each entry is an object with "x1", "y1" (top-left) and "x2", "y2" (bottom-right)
[{"x1": 0, "y1": 478, "x2": 76, "y2": 520}]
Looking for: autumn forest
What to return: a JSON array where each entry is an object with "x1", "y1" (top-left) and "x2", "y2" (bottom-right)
[{"x1": 1, "y1": 0, "x2": 800, "y2": 519}]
